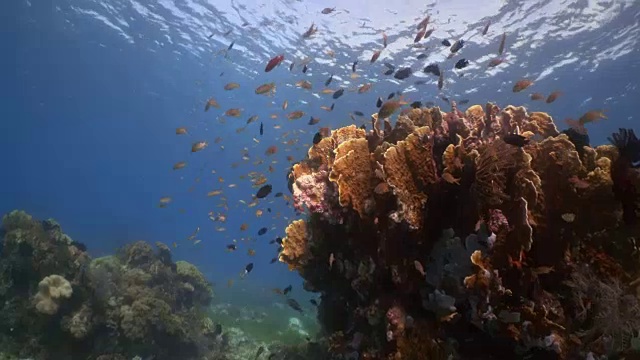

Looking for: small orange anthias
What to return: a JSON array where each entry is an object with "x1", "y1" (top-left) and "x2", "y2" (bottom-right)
[{"x1": 608, "y1": 128, "x2": 640, "y2": 225}]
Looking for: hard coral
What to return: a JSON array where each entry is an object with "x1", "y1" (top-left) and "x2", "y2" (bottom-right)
[{"x1": 281, "y1": 103, "x2": 640, "y2": 359}]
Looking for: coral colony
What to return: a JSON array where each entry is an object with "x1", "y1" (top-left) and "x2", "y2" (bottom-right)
[{"x1": 280, "y1": 103, "x2": 640, "y2": 359}]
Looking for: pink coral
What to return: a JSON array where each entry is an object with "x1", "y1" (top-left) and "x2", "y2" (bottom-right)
[
  {"x1": 487, "y1": 208, "x2": 509, "y2": 233},
  {"x1": 292, "y1": 169, "x2": 343, "y2": 223}
]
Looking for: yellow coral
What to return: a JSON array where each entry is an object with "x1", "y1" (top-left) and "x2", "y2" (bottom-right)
[
  {"x1": 279, "y1": 220, "x2": 311, "y2": 271},
  {"x1": 329, "y1": 138, "x2": 375, "y2": 217},
  {"x1": 33, "y1": 274, "x2": 73, "y2": 315},
  {"x1": 330, "y1": 124, "x2": 366, "y2": 146}
]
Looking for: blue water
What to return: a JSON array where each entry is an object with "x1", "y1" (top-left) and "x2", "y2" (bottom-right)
[{"x1": 2, "y1": 0, "x2": 640, "y2": 304}]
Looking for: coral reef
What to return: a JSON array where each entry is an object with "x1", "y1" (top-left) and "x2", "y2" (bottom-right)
[
  {"x1": 282, "y1": 103, "x2": 640, "y2": 359},
  {"x1": 0, "y1": 210, "x2": 227, "y2": 360}
]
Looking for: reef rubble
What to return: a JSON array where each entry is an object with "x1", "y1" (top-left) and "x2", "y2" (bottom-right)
[{"x1": 282, "y1": 103, "x2": 640, "y2": 359}]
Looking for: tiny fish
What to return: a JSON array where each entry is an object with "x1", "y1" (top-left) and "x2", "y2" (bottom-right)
[
  {"x1": 204, "y1": 98, "x2": 220, "y2": 111},
  {"x1": 370, "y1": 50, "x2": 381, "y2": 63},
  {"x1": 498, "y1": 33, "x2": 507, "y2": 55},
  {"x1": 260, "y1": 122, "x2": 264, "y2": 136},
  {"x1": 265, "y1": 54, "x2": 285, "y2": 72},
  {"x1": 383, "y1": 69, "x2": 394, "y2": 75},
  {"x1": 321, "y1": 7, "x2": 335, "y2": 14},
  {"x1": 283, "y1": 285, "x2": 292, "y2": 295},
  {"x1": 410, "y1": 101, "x2": 422, "y2": 108},
  {"x1": 228, "y1": 41, "x2": 235, "y2": 50},
  {"x1": 513, "y1": 79, "x2": 533, "y2": 93},
  {"x1": 302, "y1": 64, "x2": 308, "y2": 73},
  {"x1": 289, "y1": 62, "x2": 295, "y2": 71},
  {"x1": 417, "y1": 53, "x2": 428, "y2": 60},
  {"x1": 441, "y1": 39, "x2": 451, "y2": 46},
  {"x1": 176, "y1": 127, "x2": 188, "y2": 135},
  {"x1": 424, "y1": 63, "x2": 440, "y2": 76},
  {"x1": 256, "y1": 184, "x2": 272, "y2": 198},
  {"x1": 258, "y1": 227, "x2": 268, "y2": 236},
  {"x1": 352, "y1": 60, "x2": 358, "y2": 72},
  {"x1": 376, "y1": 97, "x2": 383, "y2": 108},
  {"x1": 546, "y1": 91, "x2": 562, "y2": 103},
  {"x1": 286, "y1": 298, "x2": 304, "y2": 313},
  {"x1": 454, "y1": 58, "x2": 469, "y2": 69},
  {"x1": 438, "y1": 70, "x2": 444, "y2": 90},
  {"x1": 530, "y1": 93, "x2": 545, "y2": 101},
  {"x1": 387, "y1": 92, "x2": 395, "y2": 100},
  {"x1": 313, "y1": 132, "x2": 322, "y2": 144},
  {"x1": 192, "y1": 141, "x2": 208, "y2": 152},
  {"x1": 394, "y1": 67, "x2": 412, "y2": 80},
  {"x1": 270, "y1": 257, "x2": 278, "y2": 264},
  {"x1": 308, "y1": 116, "x2": 320, "y2": 125},
  {"x1": 332, "y1": 88, "x2": 345, "y2": 99},
  {"x1": 482, "y1": 21, "x2": 491, "y2": 36},
  {"x1": 242, "y1": 262, "x2": 254, "y2": 278},
  {"x1": 503, "y1": 133, "x2": 530, "y2": 147},
  {"x1": 173, "y1": 161, "x2": 187, "y2": 170},
  {"x1": 325, "y1": 74, "x2": 333, "y2": 86},
  {"x1": 488, "y1": 57, "x2": 506, "y2": 68},
  {"x1": 353, "y1": 111, "x2": 364, "y2": 116},
  {"x1": 450, "y1": 39, "x2": 464, "y2": 53},
  {"x1": 255, "y1": 346, "x2": 265, "y2": 360}
]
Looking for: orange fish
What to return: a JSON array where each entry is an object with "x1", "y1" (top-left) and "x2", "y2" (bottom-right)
[
  {"x1": 295, "y1": 80, "x2": 312, "y2": 90},
  {"x1": 225, "y1": 108, "x2": 242, "y2": 117},
  {"x1": 512, "y1": 79, "x2": 533, "y2": 93},
  {"x1": 204, "y1": 98, "x2": 220, "y2": 111},
  {"x1": 358, "y1": 83, "x2": 372, "y2": 93},
  {"x1": 378, "y1": 99, "x2": 407, "y2": 118},
  {"x1": 176, "y1": 127, "x2": 188, "y2": 135},
  {"x1": 530, "y1": 93, "x2": 544, "y2": 101},
  {"x1": 265, "y1": 145, "x2": 278, "y2": 155},
  {"x1": 546, "y1": 91, "x2": 562, "y2": 103},
  {"x1": 173, "y1": 161, "x2": 187, "y2": 170},
  {"x1": 382, "y1": 32, "x2": 388, "y2": 48},
  {"x1": 370, "y1": 50, "x2": 381, "y2": 63},
  {"x1": 287, "y1": 110, "x2": 305, "y2": 120},
  {"x1": 282, "y1": 100, "x2": 288, "y2": 110},
  {"x1": 224, "y1": 82, "x2": 240, "y2": 90},
  {"x1": 191, "y1": 141, "x2": 208, "y2": 152},
  {"x1": 255, "y1": 82, "x2": 276, "y2": 95}
]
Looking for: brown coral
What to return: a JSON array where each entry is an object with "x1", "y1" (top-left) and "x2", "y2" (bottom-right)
[
  {"x1": 329, "y1": 138, "x2": 375, "y2": 217},
  {"x1": 279, "y1": 219, "x2": 311, "y2": 271}
]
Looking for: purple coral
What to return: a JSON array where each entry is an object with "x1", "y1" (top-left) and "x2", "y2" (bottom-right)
[{"x1": 292, "y1": 169, "x2": 343, "y2": 223}]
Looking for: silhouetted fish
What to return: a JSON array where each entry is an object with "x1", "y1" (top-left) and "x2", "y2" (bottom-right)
[
  {"x1": 387, "y1": 92, "x2": 395, "y2": 100},
  {"x1": 503, "y1": 133, "x2": 529, "y2": 147},
  {"x1": 424, "y1": 63, "x2": 440, "y2": 76},
  {"x1": 258, "y1": 227, "x2": 268, "y2": 235},
  {"x1": 376, "y1": 97, "x2": 383, "y2": 108},
  {"x1": 332, "y1": 88, "x2": 345, "y2": 99},
  {"x1": 441, "y1": 39, "x2": 451, "y2": 46},
  {"x1": 256, "y1": 184, "x2": 272, "y2": 198},
  {"x1": 455, "y1": 58, "x2": 469, "y2": 69},
  {"x1": 325, "y1": 74, "x2": 333, "y2": 86},
  {"x1": 394, "y1": 67, "x2": 412, "y2": 79}
]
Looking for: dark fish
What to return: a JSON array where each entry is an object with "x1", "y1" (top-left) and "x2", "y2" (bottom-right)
[
  {"x1": 270, "y1": 257, "x2": 277, "y2": 264},
  {"x1": 455, "y1": 58, "x2": 469, "y2": 69},
  {"x1": 354, "y1": 111, "x2": 364, "y2": 116},
  {"x1": 410, "y1": 101, "x2": 422, "y2": 108},
  {"x1": 423, "y1": 63, "x2": 440, "y2": 76},
  {"x1": 359, "y1": 124, "x2": 366, "y2": 130},
  {"x1": 482, "y1": 21, "x2": 491, "y2": 35},
  {"x1": 352, "y1": 60, "x2": 358, "y2": 72},
  {"x1": 228, "y1": 41, "x2": 235, "y2": 50},
  {"x1": 383, "y1": 69, "x2": 394, "y2": 75},
  {"x1": 224, "y1": 29, "x2": 232, "y2": 36},
  {"x1": 255, "y1": 346, "x2": 265, "y2": 360},
  {"x1": 283, "y1": 285, "x2": 292, "y2": 295},
  {"x1": 258, "y1": 227, "x2": 268, "y2": 236},
  {"x1": 213, "y1": 323, "x2": 223, "y2": 336},
  {"x1": 303, "y1": 64, "x2": 308, "y2": 73},
  {"x1": 376, "y1": 97, "x2": 383, "y2": 108},
  {"x1": 310, "y1": 299, "x2": 318, "y2": 306},
  {"x1": 503, "y1": 133, "x2": 530, "y2": 147},
  {"x1": 267, "y1": 208, "x2": 271, "y2": 212},
  {"x1": 332, "y1": 88, "x2": 345, "y2": 99},
  {"x1": 383, "y1": 62, "x2": 395, "y2": 70},
  {"x1": 207, "y1": 33, "x2": 214, "y2": 39},
  {"x1": 394, "y1": 67, "x2": 412, "y2": 79},
  {"x1": 275, "y1": 237, "x2": 283, "y2": 245},
  {"x1": 498, "y1": 32, "x2": 507, "y2": 55},
  {"x1": 244, "y1": 262, "x2": 254, "y2": 275},
  {"x1": 256, "y1": 184, "x2": 272, "y2": 198},
  {"x1": 387, "y1": 92, "x2": 395, "y2": 100},
  {"x1": 441, "y1": 39, "x2": 451, "y2": 46},
  {"x1": 286, "y1": 298, "x2": 304, "y2": 313},
  {"x1": 417, "y1": 53, "x2": 428, "y2": 59},
  {"x1": 259, "y1": 122, "x2": 264, "y2": 136},
  {"x1": 289, "y1": 62, "x2": 295, "y2": 71},
  {"x1": 227, "y1": 244, "x2": 237, "y2": 251},
  {"x1": 450, "y1": 39, "x2": 464, "y2": 53},
  {"x1": 440, "y1": 96, "x2": 449, "y2": 104},
  {"x1": 308, "y1": 116, "x2": 320, "y2": 125},
  {"x1": 330, "y1": 103, "x2": 335, "y2": 111},
  {"x1": 414, "y1": 80, "x2": 427, "y2": 85},
  {"x1": 276, "y1": 246, "x2": 283, "y2": 253},
  {"x1": 313, "y1": 132, "x2": 322, "y2": 144},
  {"x1": 275, "y1": 192, "x2": 283, "y2": 197},
  {"x1": 459, "y1": 99, "x2": 469, "y2": 105},
  {"x1": 325, "y1": 74, "x2": 333, "y2": 86}
]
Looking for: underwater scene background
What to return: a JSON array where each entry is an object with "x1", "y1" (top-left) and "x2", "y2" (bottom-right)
[{"x1": 2, "y1": 0, "x2": 640, "y2": 359}]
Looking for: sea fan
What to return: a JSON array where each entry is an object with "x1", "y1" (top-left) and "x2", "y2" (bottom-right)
[{"x1": 608, "y1": 128, "x2": 640, "y2": 166}]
